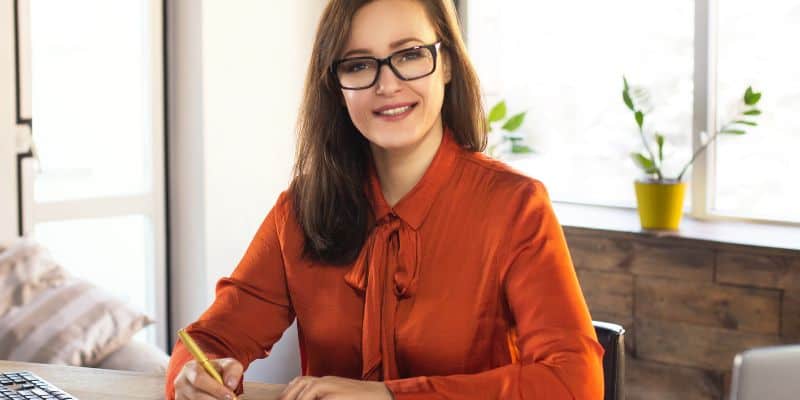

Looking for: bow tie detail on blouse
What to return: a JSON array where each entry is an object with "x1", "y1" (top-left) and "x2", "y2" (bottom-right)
[{"x1": 344, "y1": 212, "x2": 420, "y2": 381}]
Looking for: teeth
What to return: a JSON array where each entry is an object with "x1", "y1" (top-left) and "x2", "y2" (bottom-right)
[{"x1": 378, "y1": 105, "x2": 412, "y2": 116}]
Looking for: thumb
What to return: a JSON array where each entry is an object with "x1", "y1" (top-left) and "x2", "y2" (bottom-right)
[{"x1": 217, "y1": 358, "x2": 244, "y2": 390}]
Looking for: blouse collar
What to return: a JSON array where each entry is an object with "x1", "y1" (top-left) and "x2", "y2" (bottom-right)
[{"x1": 366, "y1": 127, "x2": 461, "y2": 230}]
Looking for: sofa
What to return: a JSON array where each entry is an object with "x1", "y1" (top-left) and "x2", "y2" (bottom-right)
[{"x1": 0, "y1": 238, "x2": 168, "y2": 374}]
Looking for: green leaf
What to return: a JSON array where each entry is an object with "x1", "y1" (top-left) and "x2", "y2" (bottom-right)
[
  {"x1": 720, "y1": 129, "x2": 746, "y2": 135},
  {"x1": 623, "y1": 90, "x2": 635, "y2": 111},
  {"x1": 635, "y1": 111, "x2": 644, "y2": 129},
  {"x1": 744, "y1": 86, "x2": 762, "y2": 105},
  {"x1": 488, "y1": 101, "x2": 507, "y2": 123},
  {"x1": 733, "y1": 120, "x2": 757, "y2": 126},
  {"x1": 511, "y1": 144, "x2": 534, "y2": 154},
  {"x1": 622, "y1": 77, "x2": 635, "y2": 111},
  {"x1": 743, "y1": 109, "x2": 762, "y2": 116},
  {"x1": 501, "y1": 112, "x2": 527, "y2": 132},
  {"x1": 631, "y1": 152, "x2": 657, "y2": 174},
  {"x1": 655, "y1": 133, "x2": 665, "y2": 162}
]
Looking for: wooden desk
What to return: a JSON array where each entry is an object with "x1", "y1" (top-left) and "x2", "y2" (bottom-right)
[{"x1": 0, "y1": 360, "x2": 286, "y2": 400}]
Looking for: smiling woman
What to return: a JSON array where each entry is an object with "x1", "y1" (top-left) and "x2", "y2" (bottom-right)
[
  {"x1": 290, "y1": 0, "x2": 485, "y2": 261},
  {"x1": 337, "y1": 1, "x2": 450, "y2": 156},
  {"x1": 165, "y1": 1, "x2": 604, "y2": 399}
]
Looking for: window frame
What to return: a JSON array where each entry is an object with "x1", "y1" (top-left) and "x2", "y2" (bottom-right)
[
  {"x1": 13, "y1": 0, "x2": 169, "y2": 350},
  {"x1": 462, "y1": 0, "x2": 800, "y2": 227}
]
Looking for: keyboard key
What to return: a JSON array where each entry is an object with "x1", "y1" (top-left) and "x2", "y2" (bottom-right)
[{"x1": 0, "y1": 372, "x2": 75, "y2": 400}]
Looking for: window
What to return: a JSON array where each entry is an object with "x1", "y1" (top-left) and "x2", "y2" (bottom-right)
[
  {"x1": 18, "y1": 0, "x2": 167, "y2": 348},
  {"x1": 715, "y1": 0, "x2": 800, "y2": 222},
  {"x1": 463, "y1": 0, "x2": 799, "y2": 224}
]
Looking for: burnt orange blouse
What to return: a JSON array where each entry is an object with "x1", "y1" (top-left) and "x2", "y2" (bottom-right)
[{"x1": 165, "y1": 129, "x2": 604, "y2": 399}]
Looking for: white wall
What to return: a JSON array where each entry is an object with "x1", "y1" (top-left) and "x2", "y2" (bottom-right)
[
  {"x1": 168, "y1": 0, "x2": 208, "y2": 345},
  {"x1": 169, "y1": 0, "x2": 326, "y2": 383},
  {"x1": 0, "y1": 1, "x2": 18, "y2": 242}
]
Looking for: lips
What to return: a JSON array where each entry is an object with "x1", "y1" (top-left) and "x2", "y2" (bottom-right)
[{"x1": 373, "y1": 102, "x2": 418, "y2": 116}]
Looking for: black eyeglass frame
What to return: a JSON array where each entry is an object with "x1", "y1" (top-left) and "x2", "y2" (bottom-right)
[{"x1": 330, "y1": 42, "x2": 442, "y2": 90}]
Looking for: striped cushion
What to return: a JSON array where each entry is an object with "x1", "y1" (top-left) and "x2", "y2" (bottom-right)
[
  {"x1": 0, "y1": 279, "x2": 153, "y2": 365},
  {"x1": 0, "y1": 239, "x2": 153, "y2": 366},
  {"x1": 0, "y1": 238, "x2": 68, "y2": 317}
]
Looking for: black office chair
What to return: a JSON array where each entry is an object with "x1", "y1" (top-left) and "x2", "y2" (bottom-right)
[{"x1": 593, "y1": 321, "x2": 626, "y2": 400}]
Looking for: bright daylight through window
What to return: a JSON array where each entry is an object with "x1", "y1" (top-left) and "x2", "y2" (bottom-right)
[
  {"x1": 465, "y1": 0, "x2": 799, "y2": 223},
  {"x1": 27, "y1": 0, "x2": 165, "y2": 345}
]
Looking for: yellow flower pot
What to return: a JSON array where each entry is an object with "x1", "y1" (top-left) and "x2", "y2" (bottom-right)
[{"x1": 634, "y1": 180, "x2": 687, "y2": 230}]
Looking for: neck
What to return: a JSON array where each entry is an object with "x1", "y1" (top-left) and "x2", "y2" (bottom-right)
[{"x1": 370, "y1": 120, "x2": 444, "y2": 208}]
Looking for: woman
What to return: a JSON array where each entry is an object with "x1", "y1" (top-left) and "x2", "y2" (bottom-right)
[{"x1": 167, "y1": 0, "x2": 604, "y2": 399}]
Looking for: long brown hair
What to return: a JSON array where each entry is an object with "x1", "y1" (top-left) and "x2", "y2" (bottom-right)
[{"x1": 290, "y1": 0, "x2": 486, "y2": 265}]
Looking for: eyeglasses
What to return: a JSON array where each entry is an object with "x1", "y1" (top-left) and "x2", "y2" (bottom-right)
[{"x1": 331, "y1": 42, "x2": 442, "y2": 90}]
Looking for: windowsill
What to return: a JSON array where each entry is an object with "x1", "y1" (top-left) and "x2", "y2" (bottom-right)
[{"x1": 552, "y1": 202, "x2": 800, "y2": 252}]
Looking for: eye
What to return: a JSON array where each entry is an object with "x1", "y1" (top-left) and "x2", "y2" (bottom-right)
[
  {"x1": 340, "y1": 60, "x2": 373, "y2": 73},
  {"x1": 399, "y1": 49, "x2": 424, "y2": 62}
]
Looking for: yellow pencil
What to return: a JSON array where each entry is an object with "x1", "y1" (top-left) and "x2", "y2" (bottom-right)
[{"x1": 177, "y1": 329, "x2": 238, "y2": 399}]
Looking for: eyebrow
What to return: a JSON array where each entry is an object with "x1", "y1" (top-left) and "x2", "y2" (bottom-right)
[{"x1": 342, "y1": 37, "x2": 425, "y2": 58}]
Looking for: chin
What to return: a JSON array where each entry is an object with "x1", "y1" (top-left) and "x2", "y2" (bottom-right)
[{"x1": 365, "y1": 126, "x2": 425, "y2": 151}]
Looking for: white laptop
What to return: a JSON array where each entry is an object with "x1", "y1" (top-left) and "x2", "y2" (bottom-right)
[{"x1": 729, "y1": 344, "x2": 800, "y2": 400}]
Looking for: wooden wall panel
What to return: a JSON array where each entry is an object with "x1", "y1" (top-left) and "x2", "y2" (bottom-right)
[
  {"x1": 627, "y1": 357, "x2": 721, "y2": 400},
  {"x1": 635, "y1": 319, "x2": 781, "y2": 371},
  {"x1": 636, "y1": 277, "x2": 781, "y2": 334}
]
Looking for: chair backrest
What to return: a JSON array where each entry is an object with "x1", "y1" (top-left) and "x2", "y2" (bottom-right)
[
  {"x1": 593, "y1": 321, "x2": 625, "y2": 400},
  {"x1": 729, "y1": 344, "x2": 800, "y2": 400}
]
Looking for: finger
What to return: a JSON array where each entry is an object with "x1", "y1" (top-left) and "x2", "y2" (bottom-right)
[
  {"x1": 173, "y1": 375, "x2": 191, "y2": 400},
  {"x1": 279, "y1": 378, "x2": 305, "y2": 400},
  {"x1": 182, "y1": 360, "x2": 198, "y2": 386},
  {"x1": 174, "y1": 375, "x2": 220, "y2": 400},
  {"x1": 177, "y1": 390, "x2": 219, "y2": 400},
  {"x1": 280, "y1": 376, "x2": 303, "y2": 396},
  {"x1": 297, "y1": 379, "x2": 326, "y2": 400},
  {"x1": 280, "y1": 377, "x2": 312, "y2": 400},
  {"x1": 217, "y1": 358, "x2": 244, "y2": 390},
  {"x1": 176, "y1": 388, "x2": 219, "y2": 400},
  {"x1": 187, "y1": 361, "x2": 237, "y2": 400}
]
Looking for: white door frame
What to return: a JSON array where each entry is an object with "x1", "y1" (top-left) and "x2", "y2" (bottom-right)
[
  {"x1": 0, "y1": 1, "x2": 18, "y2": 242},
  {"x1": 10, "y1": 0, "x2": 168, "y2": 350}
]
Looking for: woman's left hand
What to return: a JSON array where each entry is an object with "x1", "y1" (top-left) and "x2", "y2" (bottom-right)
[{"x1": 278, "y1": 375, "x2": 393, "y2": 400}]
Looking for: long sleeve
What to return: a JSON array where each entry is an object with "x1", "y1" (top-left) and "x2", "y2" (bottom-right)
[
  {"x1": 384, "y1": 181, "x2": 604, "y2": 399},
  {"x1": 164, "y1": 193, "x2": 296, "y2": 399}
]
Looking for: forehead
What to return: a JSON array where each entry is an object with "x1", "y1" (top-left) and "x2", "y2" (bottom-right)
[{"x1": 344, "y1": 0, "x2": 437, "y2": 54}]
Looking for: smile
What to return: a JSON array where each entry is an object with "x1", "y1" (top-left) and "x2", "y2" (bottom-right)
[
  {"x1": 378, "y1": 105, "x2": 413, "y2": 116},
  {"x1": 373, "y1": 102, "x2": 418, "y2": 120}
]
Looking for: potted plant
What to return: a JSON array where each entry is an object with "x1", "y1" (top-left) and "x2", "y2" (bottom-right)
[
  {"x1": 622, "y1": 77, "x2": 763, "y2": 230},
  {"x1": 486, "y1": 100, "x2": 534, "y2": 158}
]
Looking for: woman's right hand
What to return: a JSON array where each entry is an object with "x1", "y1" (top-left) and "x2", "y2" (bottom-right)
[{"x1": 173, "y1": 357, "x2": 243, "y2": 400}]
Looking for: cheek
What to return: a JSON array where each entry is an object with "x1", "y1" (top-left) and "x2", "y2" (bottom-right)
[
  {"x1": 416, "y1": 79, "x2": 446, "y2": 115},
  {"x1": 343, "y1": 92, "x2": 373, "y2": 122}
]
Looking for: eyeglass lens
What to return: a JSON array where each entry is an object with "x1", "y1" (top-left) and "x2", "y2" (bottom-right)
[{"x1": 336, "y1": 47, "x2": 435, "y2": 89}]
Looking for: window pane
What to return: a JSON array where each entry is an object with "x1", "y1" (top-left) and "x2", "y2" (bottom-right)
[
  {"x1": 33, "y1": 215, "x2": 156, "y2": 341},
  {"x1": 30, "y1": 0, "x2": 153, "y2": 202},
  {"x1": 466, "y1": 1, "x2": 694, "y2": 207},
  {"x1": 716, "y1": 1, "x2": 800, "y2": 223}
]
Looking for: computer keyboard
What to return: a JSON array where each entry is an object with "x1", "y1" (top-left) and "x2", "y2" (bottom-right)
[{"x1": 0, "y1": 371, "x2": 76, "y2": 399}]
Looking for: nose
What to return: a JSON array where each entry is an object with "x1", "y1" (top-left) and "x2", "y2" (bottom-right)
[{"x1": 375, "y1": 63, "x2": 401, "y2": 95}]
